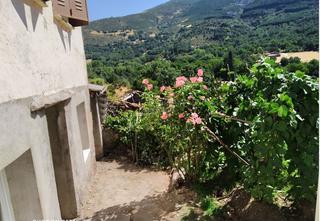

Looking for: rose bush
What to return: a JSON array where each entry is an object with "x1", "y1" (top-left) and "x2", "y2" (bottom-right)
[{"x1": 106, "y1": 58, "x2": 318, "y2": 205}]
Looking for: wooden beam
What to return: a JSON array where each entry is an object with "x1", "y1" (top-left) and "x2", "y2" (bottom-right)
[
  {"x1": 30, "y1": 0, "x2": 47, "y2": 8},
  {"x1": 54, "y1": 15, "x2": 74, "y2": 32}
]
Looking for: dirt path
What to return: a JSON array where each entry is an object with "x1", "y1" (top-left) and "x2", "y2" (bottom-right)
[
  {"x1": 77, "y1": 157, "x2": 315, "y2": 221},
  {"x1": 78, "y1": 158, "x2": 196, "y2": 221}
]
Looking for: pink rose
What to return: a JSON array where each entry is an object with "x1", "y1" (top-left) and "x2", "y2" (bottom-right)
[
  {"x1": 191, "y1": 113, "x2": 199, "y2": 118},
  {"x1": 203, "y1": 85, "x2": 208, "y2": 90},
  {"x1": 190, "y1": 77, "x2": 198, "y2": 83},
  {"x1": 197, "y1": 77, "x2": 203, "y2": 83},
  {"x1": 186, "y1": 113, "x2": 202, "y2": 125},
  {"x1": 175, "y1": 76, "x2": 188, "y2": 87},
  {"x1": 195, "y1": 117, "x2": 202, "y2": 124},
  {"x1": 161, "y1": 112, "x2": 168, "y2": 120},
  {"x1": 176, "y1": 76, "x2": 187, "y2": 82},
  {"x1": 175, "y1": 80, "x2": 185, "y2": 87},
  {"x1": 197, "y1": 69, "x2": 204, "y2": 77},
  {"x1": 178, "y1": 113, "x2": 185, "y2": 119},
  {"x1": 142, "y1": 79, "x2": 149, "y2": 85},
  {"x1": 188, "y1": 95, "x2": 193, "y2": 100},
  {"x1": 160, "y1": 86, "x2": 166, "y2": 93}
]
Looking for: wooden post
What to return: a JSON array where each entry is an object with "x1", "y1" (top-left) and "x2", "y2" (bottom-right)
[
  {"x1": 30, "y1": 0, "x2": 48, "y2": 8},
  {"x1": 54, "y1": 15, "x2": 74, "y2": 32}
]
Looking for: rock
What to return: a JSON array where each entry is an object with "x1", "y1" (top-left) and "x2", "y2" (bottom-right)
[{"x1": 169, "y1": 168, "x2": 185, "y2": 191}]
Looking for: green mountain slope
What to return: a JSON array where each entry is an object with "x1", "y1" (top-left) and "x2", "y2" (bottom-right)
[{"x1": 84, "y1": 0, "x2": 318, "y2": 61}]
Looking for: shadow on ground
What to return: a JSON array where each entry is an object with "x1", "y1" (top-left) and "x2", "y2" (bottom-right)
[
  {"x1": 81, "y1": 188, "x2": 197, "y2": 221},
  {"x1": 101, "y1": 156, "x2": 162, "y2": 173}
]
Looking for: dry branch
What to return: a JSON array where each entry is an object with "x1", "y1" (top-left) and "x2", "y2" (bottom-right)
[
  {"x1": 203, "y1": 124, "x2": 250, "y2": 166},
  {"x1": 214, "y1": 111, "x2": 251, "y2": 124}
]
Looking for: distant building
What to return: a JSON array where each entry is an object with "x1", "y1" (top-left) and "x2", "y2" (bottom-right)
[
  {"x1": 0, "y1": 0, "x2": 102, "y2": 220},
  {"x1": 266, "y1": 51, "x2": 281, "y2": 58}
]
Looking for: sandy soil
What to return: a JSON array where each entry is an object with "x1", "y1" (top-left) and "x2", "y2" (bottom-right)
[
  {"x1": 78, "y1": 158, "x2": 196, "y2": 221},
  {"x1": 276, "y1": 51, "x2": 319, "y2": 63}
]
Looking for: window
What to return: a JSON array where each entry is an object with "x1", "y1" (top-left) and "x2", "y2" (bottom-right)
[
  {"x1": 52, "y1": 0, "x2": 89, "y2": 27},
  {"x1": 0, "y1": 170, "x2": 15, "y2": 221},
  {"x1": 76, "y1": 102, "x2": 90, "y2": 162}
]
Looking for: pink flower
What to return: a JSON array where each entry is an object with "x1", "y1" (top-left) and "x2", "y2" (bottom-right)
[
  {"x1": 197, "y1": 69, "x2": 204, "y2": 77},
  {"x1": 176, "y1": 76, "x2": 187, "y2": 82},
  {"x1": 188, "y1": 95, "x2": 193, "y2": 100},
  {"x1": 190, "y1": 76, "x2": 203, "y2": 83},
  {"x1": 147, "y1": 84, "x2": 153, "y2": 91},
  {"x1": 169, "y1": 93, "x2": 175, "y2": 97},
  {"x1": 195, "y1": 117, "x2": 202, "y2": 124},
  {"x1": 186, "y1": 113, "x2": 202, "y2": 125},
  {"x1": 191, "y1": 113, "x2": 199, "y2": 118},
  {"x1": 190, "y1": 77, "x2": 198, "y2": 83},
  {"x1": 175, "y1": 80, "x2": 185, "y2": 87},
  {"x1": 179, "y1": 113, "x2": 185, "y2": 119},
  {"x1": 197, "y1": 77, "x2": 203, "y2": 83},
  {"x1": 142, "y1": 79, "x2": 149, "y2": 85},
  {"x1": 203, "y1": 85, "x2": 208, "y2": 90},
  {"x1": 200, "y1": 96, "x2": 206, "y2": 101},
  {"x1": 175, "y1": 76, "x2": 188, "y2": 88},
  {"x1": 161, "y1": 112, "x2": 168, "y2": 120},
  {"x1": 160, "y1": 86, "x2": 166, "y2": 93}
]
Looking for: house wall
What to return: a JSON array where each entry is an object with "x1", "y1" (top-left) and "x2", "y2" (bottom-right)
[
  {"x1": 0, "y1": 97, "x2": 61, "y2": 219},
  {"x1": 90, "y1": 94, "x2": 104, "y2": 159},
  {"x1": 46, "y1": 103, "x2": 78, "y2": 219},
  {"x1": 5, "y1": 150, "x2": 43, "y2": 221},
  {"x1": 0, "y1": 0, "x2": 88, "y2": 103},
  {"x1": 0, "y1": 0, "x2": 95, "y2": 219}
]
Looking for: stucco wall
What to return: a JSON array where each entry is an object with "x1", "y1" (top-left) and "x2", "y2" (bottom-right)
[
  {"x1": 63, "y1": 86, "x2": 96, "y2": 210},
  {"x1": 0, "y1": 0, "x2": 95, "y2": 219},
  {"x1": 0, "y1": 0, "x2": 88, "y2": 103},
  {"x1": 6, "y1": 150, "x2": 43, "y2": 221},
  {"x1": 0, "y1": 86, "x2": 96, "y2": 219},
  {"x1": 0, "y1": 97, "x2": 62, "y2": 219}
]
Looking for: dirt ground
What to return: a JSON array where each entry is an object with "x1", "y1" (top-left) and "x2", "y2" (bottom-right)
[
  {"x1": 78, "y1": 157, "x2": 197, "y2": 221},
  {"x1": 276, "y1": 51, "x2": 319, "y2": 63},
  {"x1": 77, "y1": 154, "x2": 315, "y2": 221}
]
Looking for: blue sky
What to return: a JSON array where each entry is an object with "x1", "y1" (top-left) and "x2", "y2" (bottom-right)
[{"x1": 88, "y1": 0, "x2": 170, "y2": 21}]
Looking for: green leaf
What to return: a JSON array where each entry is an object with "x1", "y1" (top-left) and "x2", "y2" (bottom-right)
[
  {"x1": 295, "y1": 70, "x2": 305, "y2": 78},
  {"x1": 278, "y1": 105, "x2": 288, "y2": 117}
]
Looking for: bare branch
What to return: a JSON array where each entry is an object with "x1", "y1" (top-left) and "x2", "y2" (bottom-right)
[
  {"x1": 214, "y1": 111, "x2": 252, "y2": 124},
  {"x1": 203, "y1": 124, "x2": 250, "y2": 166}
]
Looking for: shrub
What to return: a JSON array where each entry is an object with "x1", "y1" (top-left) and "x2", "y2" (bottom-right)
[{"x1": 105, "y1": 58, "x2": 318, "y2": 205}]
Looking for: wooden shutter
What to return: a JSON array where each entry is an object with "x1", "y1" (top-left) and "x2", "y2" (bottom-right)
[
  {"x1": 51, "y1": 0, "x2": 71, "y2": 18},
  {"x1": 68, "y1": 0, "x2": 89, "y2": 26}
]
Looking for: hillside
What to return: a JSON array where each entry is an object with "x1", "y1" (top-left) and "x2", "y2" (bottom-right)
[
  {"x1": 84, "y1": 0, "x2": 319, "y2": 87},
  {"x1": 84, "y1": 0, "x2": 318, "y2": 60}
]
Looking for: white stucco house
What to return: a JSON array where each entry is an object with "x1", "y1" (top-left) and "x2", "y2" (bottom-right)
[{"x1": 0, "y1": 0, "x2": 103, "y2": 220}]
